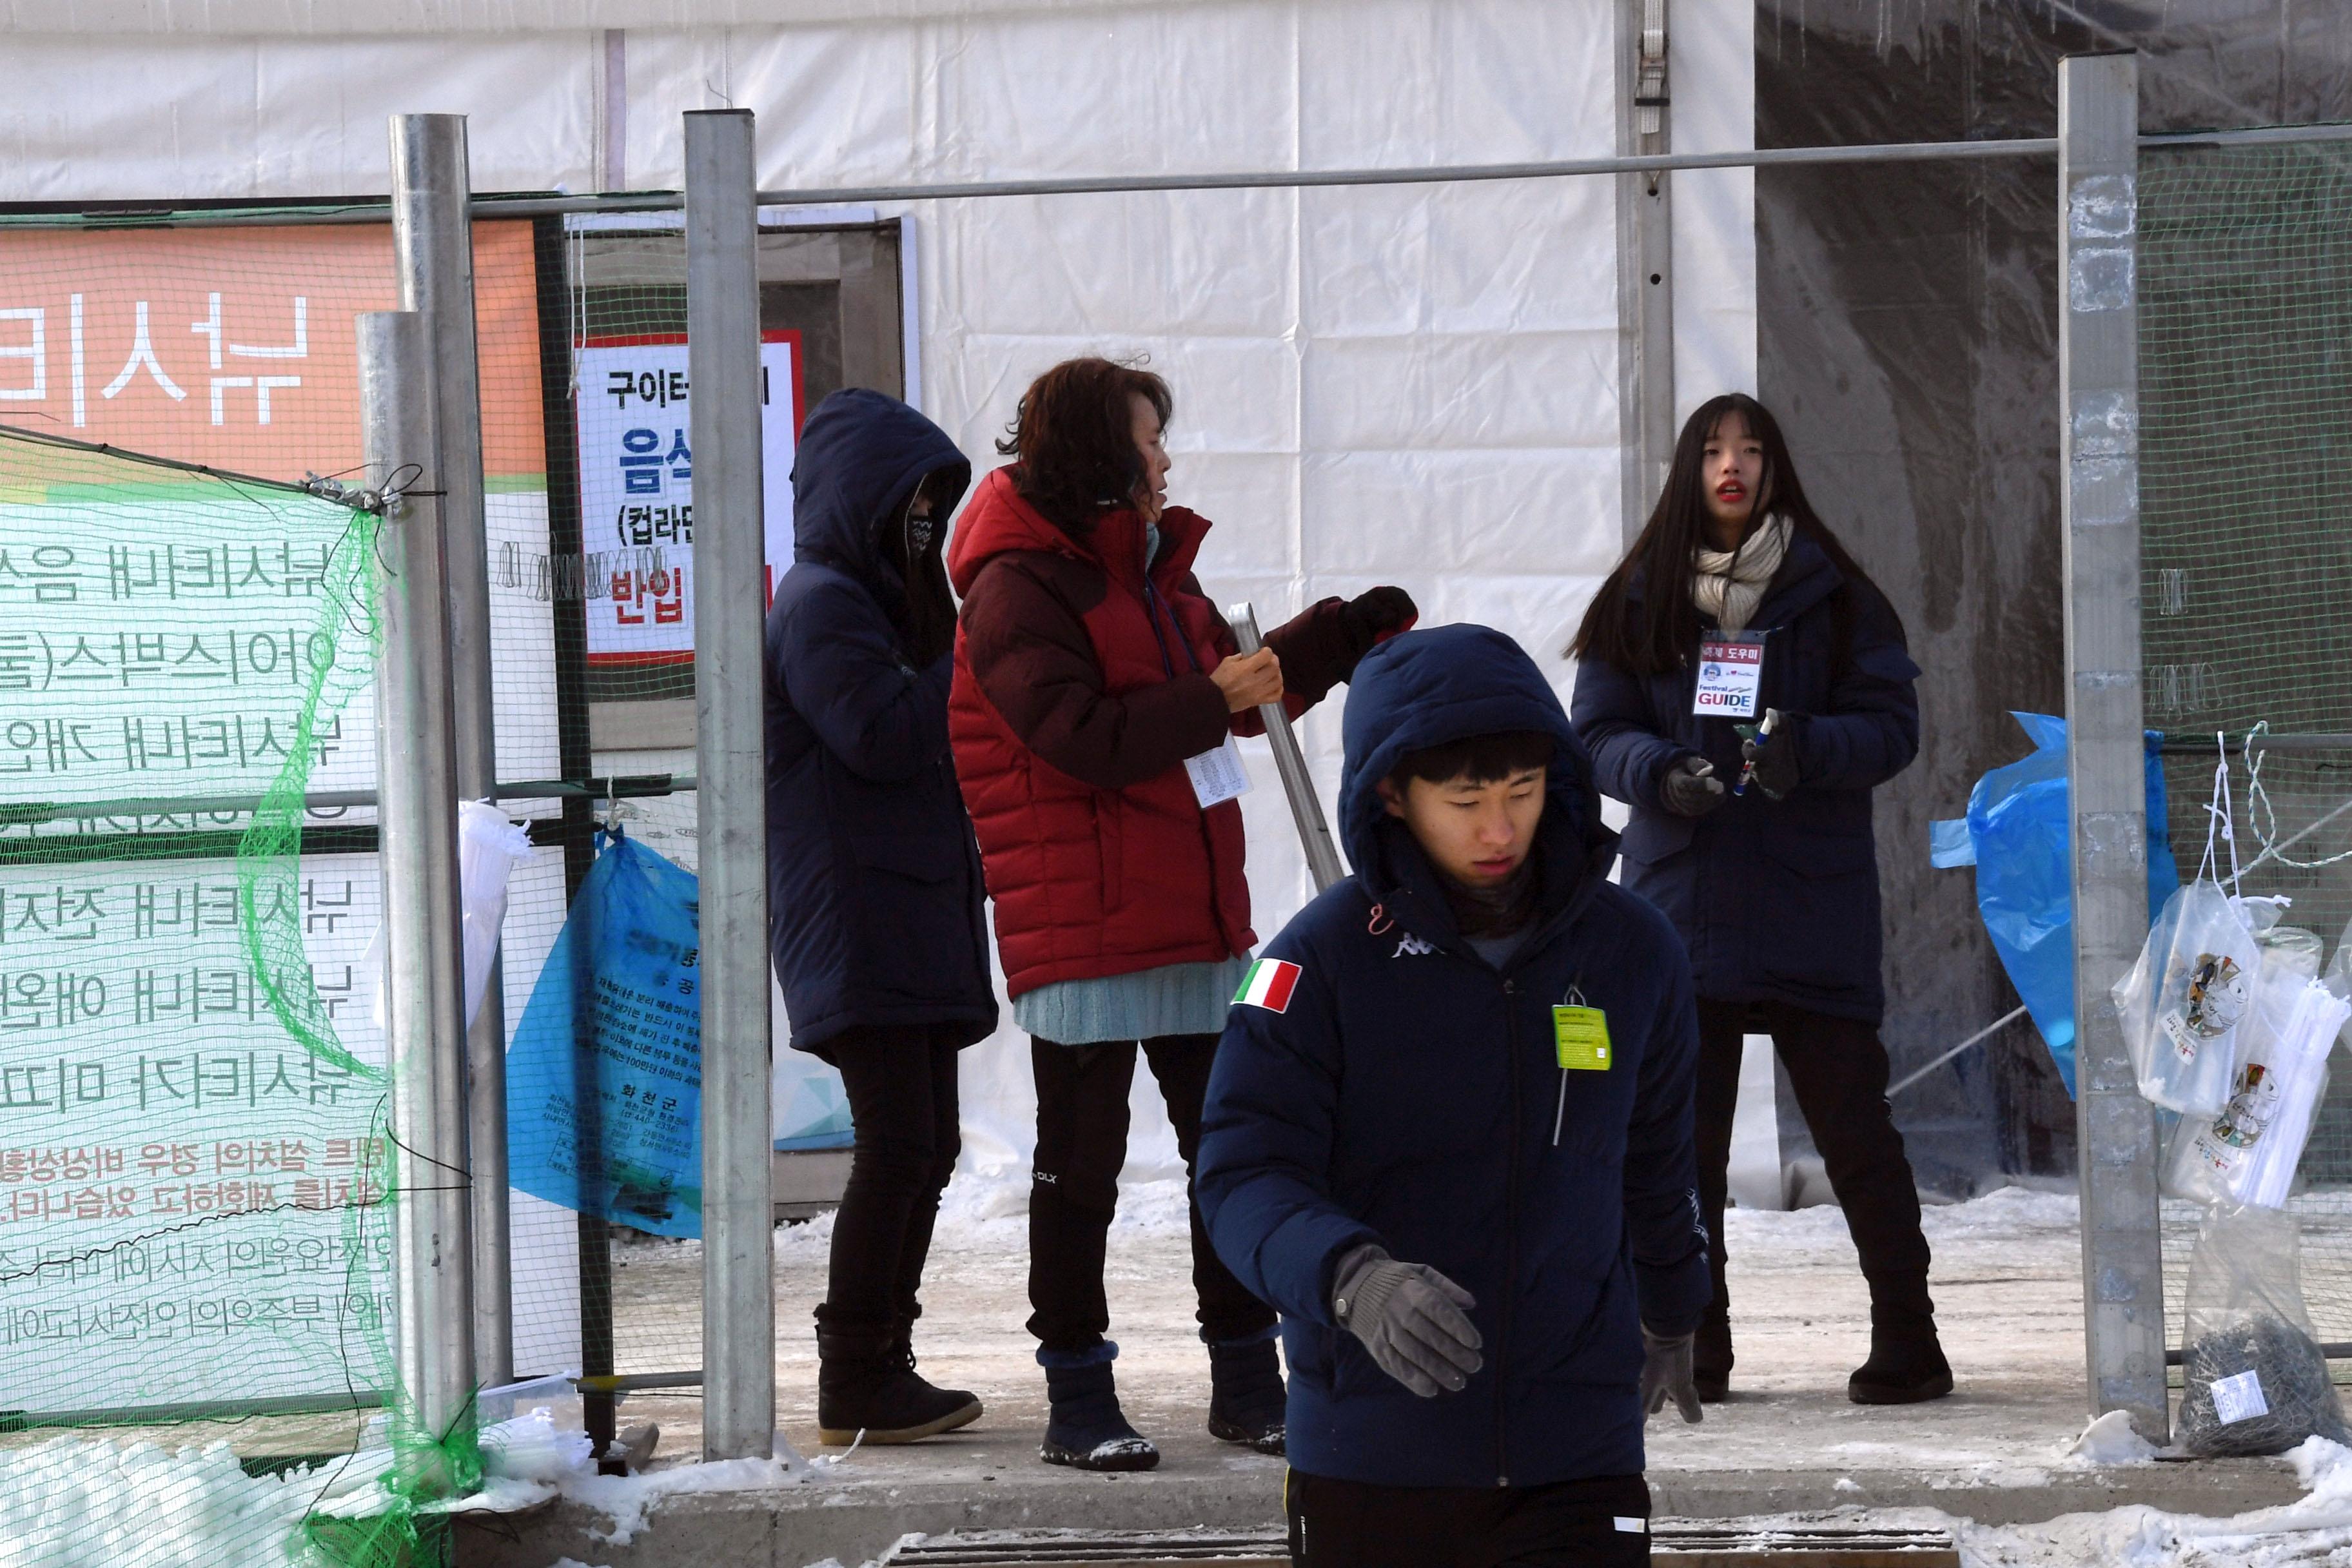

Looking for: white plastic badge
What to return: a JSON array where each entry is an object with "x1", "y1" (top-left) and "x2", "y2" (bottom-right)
[
  {"x1": 2210, "y1": 1369, "x2": 2269, "y2": 1426},
  {"x1": 1693, "y1": 633, "x2": 1765, "y2": 718},
  {"x1": 1185, "y1": 735, "x2": 1253, "y2": 808}
]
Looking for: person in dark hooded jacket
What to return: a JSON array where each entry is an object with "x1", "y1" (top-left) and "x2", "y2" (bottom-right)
[
  {"x1": 1199, "y1": 623, "x2": 1710, "y2": 1567},
  {"x1": 765, "y1": 387, "x2": 996, "y2": 1444},
  {"x1": 1568, "y1": 392, "x2": 1948, "y2": 1409}
]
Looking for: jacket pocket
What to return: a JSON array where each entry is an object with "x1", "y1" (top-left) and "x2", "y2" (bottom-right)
[
  {"x1": 1618, "y1": 810, "x2": 1695, "y2": 867},
  {"x1": 1095, "y1": 794, "x2": 1125, "y2": 910},
  {"x1": 848, "y1": 833, "x2": 978, "y2": 999}
]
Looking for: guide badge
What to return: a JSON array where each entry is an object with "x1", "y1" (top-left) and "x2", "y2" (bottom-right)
[{"x1": 1692, "y1": 631, "x2": 1765, "y2": 720}]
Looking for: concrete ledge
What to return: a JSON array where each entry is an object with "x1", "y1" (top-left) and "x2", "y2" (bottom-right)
[{"x1": 455, "y1": 1456, "x2": 2309, "y2": 1568}]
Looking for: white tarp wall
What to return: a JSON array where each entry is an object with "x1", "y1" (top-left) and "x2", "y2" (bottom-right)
[{"x1": 0, "y1": 0, "x2": 1756, "y2": 1190}]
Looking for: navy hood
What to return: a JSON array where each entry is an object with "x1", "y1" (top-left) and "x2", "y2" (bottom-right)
[
  {"x1": 789, "y1": 388, "x2": 970, "y2": 591},
  {"x1": 1339, "y1": 623, "x2": 1611, "y2": 917}
]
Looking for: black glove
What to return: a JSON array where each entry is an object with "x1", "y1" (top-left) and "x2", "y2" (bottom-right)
[
  {"x1": 1640, "y1": 1324, "x2": 1703, "y2": 1424},
  {"x1": 1339, "y1": 587, "x2": 1419, "y2": 658},
  {"x1": 1332, "y1": 1244, "x2": 1483, "y2": 1398},
  {"x1": 1742, "y1": 709, "x2": 1801, "y2": 800},
  {"x1": 1660, "y1": 756, "x2": 1727, "y2": 818}
]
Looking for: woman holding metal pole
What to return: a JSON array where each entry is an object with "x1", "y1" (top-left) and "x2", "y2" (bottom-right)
[
  {"x1": 1567, "y1": 393, "x2": 1951, "y2": 1407},
  {"x1": 765, "y1": 389, "x2": 997, "y2": 1444},
  {"x1": 948, "y1": 357, "x2": 1415, "y2": 1470}
]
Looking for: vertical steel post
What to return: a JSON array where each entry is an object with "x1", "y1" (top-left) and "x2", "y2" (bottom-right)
[
  {"x1": 360, "y1": 309, "x2": 478, "y2": 1482},
  {"x1": 390, "y1": 112, "x2": 512, "y2": 1387},
  {"x1": 1616, "y1": 0, "x2": 1675, "y2": 547},
  {"x1": 687, "y1": 106, "x2": 776, "y2": 1461},
  {"x1": 2059, "y1": 52, "x2": 2167, "y2": 1442},
  {"x1": 1227, "y1": 603, "x2": 1346, "y2": 892}
]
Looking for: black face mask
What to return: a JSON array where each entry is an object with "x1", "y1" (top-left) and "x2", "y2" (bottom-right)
[{"x1": 908, "y1": 513, "x2": 936, "y2": 557}]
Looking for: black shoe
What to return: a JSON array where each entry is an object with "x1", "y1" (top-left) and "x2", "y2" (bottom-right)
[
  {"x1": 1848, "y1": 1320, "x2": 1954, "y2": 1406},
  {"x1": 1205, "y1": 1331, "x2": 1286, "y2": 1455},
  {"x1": 1692, "y1": 1369, "x2": 1730, "y2": 1404},
  {"x1": 1038, "y1": 1342, "x2": 1159, "y2": 1472},
  {"x1": 816, "y1": 1326, "x2": 984, "y2": 1445}
]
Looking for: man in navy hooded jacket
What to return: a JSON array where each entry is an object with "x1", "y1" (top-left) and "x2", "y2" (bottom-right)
[{"x1": 1199, "y1": 624, "x2": 1709, "y2": 1566}]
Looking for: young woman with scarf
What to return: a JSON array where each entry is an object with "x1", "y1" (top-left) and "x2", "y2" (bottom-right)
[{"x1": 1567, "y1": 393, "x2": 1952, "y2": 1407}]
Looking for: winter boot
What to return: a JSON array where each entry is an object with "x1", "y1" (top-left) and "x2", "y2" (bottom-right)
[
  {"x1": 1205, "y1": 1328, "x2": 1286, "y2": 1455},
  {"x1": 1038, "y1": 1342, "x2": 1159, "y2": 1472},
  {"x1": 1847, "y1": 1307, "x2": 1953, "y2": 1406},
  {"x1": 1693, "y1": 1315, "x2": 1732, "y2": 1404},
  {"x1": 816, "y1": 1325, "x2": 984, "y2": 1445}
]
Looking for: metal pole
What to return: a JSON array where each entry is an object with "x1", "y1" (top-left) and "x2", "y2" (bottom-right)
[
  {"x1": 1616, "y1": 0, "x2": 1675, "y2": 547},
  {"x1": 2058, "y1": 52, "x2": 2167, "y2": 1444},
  {"x1": 359, "y1": 309, "x2": 478, "y2": 1485},
  {"x1": 391, "y1": 111, "x2": 513, "y2": 1387},
  {"x1": 1228, "y1": 603, "x2": 1346, "y2": 892},
  {"x1": 687, "y1": 106, "x2": 776, "y2": 1462}
]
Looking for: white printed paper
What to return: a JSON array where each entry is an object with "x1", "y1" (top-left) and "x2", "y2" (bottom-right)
[
  {"x1": 1184, "y1": 735, "x2": 1252, "y2": 808},
  {"x1": 2210, "y1": 1369, "x2": 2269, "y2": 1426},
  {"x1": 573, "y1": 335, "x2": 803, "y2": 668},
  {"x1": 1692, "y1": 634, "x2": 1765, "y2": 718}
]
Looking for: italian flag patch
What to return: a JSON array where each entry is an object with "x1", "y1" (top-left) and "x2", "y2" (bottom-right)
[{"x1": 1234, "y1": 958, "x2": 1302, "y2": 1013}]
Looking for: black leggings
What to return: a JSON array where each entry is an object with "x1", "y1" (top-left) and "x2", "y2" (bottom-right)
[
  {"x1": 818, "y1": 1023, "x2": 964, "y2": 1335},
  {"x1": 1691, "y1": 999, "x2": 1933, "y2": 1368},
  {"x1": 1026, "y1": 1032, "x2": 1277, "y2": 1351}
]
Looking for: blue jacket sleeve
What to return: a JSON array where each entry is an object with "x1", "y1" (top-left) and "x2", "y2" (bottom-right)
[
  {"x1": 1790, "y1": 587, "x2": 1921, "y2": 793},
  {"x1": 1570, "y1": 656, "x2": 1692, "y2": 812},
  {"x1": 1197, "y1": 934, "x2": 1380, "y2": 1328},
  {"x1": 1623, "y1": 932, "x2": 1711, "y2": 1336},
  {"x1": 775, "y1": 576, "x2": 952, "y2": 785}
]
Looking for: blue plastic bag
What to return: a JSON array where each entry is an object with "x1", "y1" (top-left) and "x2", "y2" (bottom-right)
[
  {"x1": 1931, "y1": 713, "x2": 2179, "y2": 1097},
  {"x1": 507, "y1": 827, "x2": 705, "y2": 1237}
]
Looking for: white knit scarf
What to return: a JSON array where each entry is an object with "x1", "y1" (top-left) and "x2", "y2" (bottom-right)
[{"x1": 1690, "y1": 513, "x2": 1790, "y2": 635}]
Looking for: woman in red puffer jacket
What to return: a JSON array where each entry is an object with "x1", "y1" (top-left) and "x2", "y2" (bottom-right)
[{"x1": 948, "y1": 356, "x2": 1414, "y2": 1472}]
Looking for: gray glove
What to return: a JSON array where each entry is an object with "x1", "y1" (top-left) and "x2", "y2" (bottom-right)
[
  {"x1": 1640, "y1": 1324, "x2": 1703, "y2": 1425},
  {"x1": 1660, "y1": 756, "x2": 1727, "y2": 818},
  {"x1": 1331, "y1": 1244, "x2": 1483, "y2": 1398}
]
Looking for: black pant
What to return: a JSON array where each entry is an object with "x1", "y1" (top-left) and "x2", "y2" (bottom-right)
[
  {"x1": 1692, "y1": 999, "x2": 1933, "y2": 1373},
  {"x1": 818, "y1": 1023, "x2": 964, "y2": 1335},
  {"x1": 1027, "y1": 1032, "x2": 1277, "y2": 1351},
  {"x1": 1286, "y1": 1467, "x2": 1651, "y2": 1567}
]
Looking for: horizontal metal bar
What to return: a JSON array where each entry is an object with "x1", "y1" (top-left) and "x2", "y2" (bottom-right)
[
  {"x1": 2155, "y1": 734, "x2": 2352, "y2": 755},
  {"x1": 2170, "y1": 1343, "x2": 2352, "y2": 1366},
  {"x1": 6, "y1": 119, "x2": 2341, "y2": 237},
  {"x1": 574, "y1": 1370, "x2": 702, "y2": 1393},
  {"x1": 0, "y1": 773, "x2": 697, "y2": 828}
]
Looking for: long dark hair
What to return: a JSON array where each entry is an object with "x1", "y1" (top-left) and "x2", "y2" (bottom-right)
[
  {"x1": 1568, "y1": 392, "x2": 1900, "y2": 676},
  {"x1": 995, "y1": 357, "x2": 1171, "y2": 537},
  {"x1": 878, "y1": 468, "x2": 962, "y2": 668}
]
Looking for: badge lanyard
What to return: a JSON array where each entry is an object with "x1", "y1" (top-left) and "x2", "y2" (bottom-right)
[
  {"x1": 1692, "y1": 631, "x2": 1767, "y2": 720},
  {"x1": 1551, "y1": 981, "x2": 1614, "y2": 1146}
]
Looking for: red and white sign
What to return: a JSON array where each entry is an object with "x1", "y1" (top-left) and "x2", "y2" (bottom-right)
[{"x1": 574, "y1": 332, "x2": 803, "y2": 668}]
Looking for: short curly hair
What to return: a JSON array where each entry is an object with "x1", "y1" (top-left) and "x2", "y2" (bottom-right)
[{"x1": 995, "y1": 357, "x2": 1171, "y2": 536}]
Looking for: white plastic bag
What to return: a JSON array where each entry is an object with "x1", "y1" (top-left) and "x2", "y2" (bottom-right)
[
  {"x1": 2177, "y1": 1205, "x2": 2350, "y2": 1456},
  {"x1": 2112, "y1": 753, "x2": 2262, "y2": 1115},
  {"x1": 368, "y1": 799, "x2": 534, "y2": 1030},
  {"x1": 2164, "y1": 926, "x2": 2347, "y2": 1208}
]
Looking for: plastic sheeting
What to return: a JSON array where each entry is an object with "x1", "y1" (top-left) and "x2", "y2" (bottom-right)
[{"x1": 3, "y1": 1, "x2": 1761, "y2": 1187}]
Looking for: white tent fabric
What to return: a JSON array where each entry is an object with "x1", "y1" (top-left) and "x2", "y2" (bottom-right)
[{"x1": 0, "y1": 0, "x2": 1758, "y2": 1186}]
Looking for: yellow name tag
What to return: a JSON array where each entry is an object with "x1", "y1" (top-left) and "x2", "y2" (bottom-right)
[{"x1": 1553, "y1": 1005, "x2": 1612, "y2": 1071}]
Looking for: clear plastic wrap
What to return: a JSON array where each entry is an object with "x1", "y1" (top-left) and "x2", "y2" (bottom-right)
[{"x1": 2177, "y1": 1205, "x2": 2351, "y2": 1457}]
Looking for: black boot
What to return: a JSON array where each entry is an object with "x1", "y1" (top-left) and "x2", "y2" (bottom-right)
[
  {"x1": 1205, "y1": 1329, "x2": 1286, "y2": 1455},
  {"x1": 816, "y1": 1325, "x2": 983, "y2": 1445},
  {"x1": 1847, "y1": 1307, "x2": 1953, "y2": 1406},
  {"x1": 1038, "y1": 1342, "x2": 1158, "y2": 1471}
]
